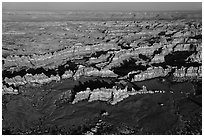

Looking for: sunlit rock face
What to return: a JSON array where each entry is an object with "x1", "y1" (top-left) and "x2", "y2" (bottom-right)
[
  {"x1": 2, "y1": 10, "x2": 202, "y2": 135},
  {"x1": 72, "y1": 88, "x2": 91, "y2": 104},
  {"x1": 130, "y1": 67, "x2": 172, "y2": 82}
]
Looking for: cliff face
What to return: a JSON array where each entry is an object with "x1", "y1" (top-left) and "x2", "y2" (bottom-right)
[
  {"x1": 3, "y1": 21, "x2": 201, "y2": 94},
  {"x1": 2, "y1": 10, "x2": 202, "y2": 135}
]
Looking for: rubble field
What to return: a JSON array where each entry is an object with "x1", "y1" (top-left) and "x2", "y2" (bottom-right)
[{"x1": 2, "y1": 10, "x2": 202, "y2": 135}]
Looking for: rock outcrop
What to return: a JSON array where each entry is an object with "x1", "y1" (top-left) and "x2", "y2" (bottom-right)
[
  {"x1": 2, "y1": 10, "x2": 202, "y2": 135},
  {"x1": 130, "y1": 67, "x2": 171, "y2": 82},
  {"x1": 72, "y1": 85, "x2": 166, "y2": 105},
  {"x1": 2, "y1": 13, "x2": 202, "y2": 101}
]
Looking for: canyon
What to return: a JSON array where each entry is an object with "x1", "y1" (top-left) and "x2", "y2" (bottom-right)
[{"x1": 2, "y1": 10, "x2": 202, "y2": 135}]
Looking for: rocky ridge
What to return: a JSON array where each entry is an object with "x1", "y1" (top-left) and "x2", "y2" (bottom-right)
[
  {"x1": 3, "y1": 19, "x2": 202, "y2": 98},
  {"x1": 2, "y1": 10, "x2": 202, "y2": 135}
]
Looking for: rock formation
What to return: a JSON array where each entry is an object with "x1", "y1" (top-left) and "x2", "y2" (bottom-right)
[{"x1": 2, "y1": 10, "x2": 202, "y2": 135}]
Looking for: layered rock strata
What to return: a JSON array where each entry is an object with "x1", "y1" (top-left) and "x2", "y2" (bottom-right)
[
  {"x1": 2, "y1": 11, "x2": 202, "y2": 135},
  {"x1": 3, "y1": 16, "x2": 202, "y2": 101},
  {"x1": 72, "y1": 86, "x2": 166, "y2": 105}
]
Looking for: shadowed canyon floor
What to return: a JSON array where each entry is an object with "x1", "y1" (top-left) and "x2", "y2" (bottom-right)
[{"x1": 2, "y1": 10, "x2": 202, "y2": 135}]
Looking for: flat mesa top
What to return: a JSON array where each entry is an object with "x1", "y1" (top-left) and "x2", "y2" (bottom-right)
[{"x1": 2, "y1": 10, "x2": 202, "y2": 22}]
